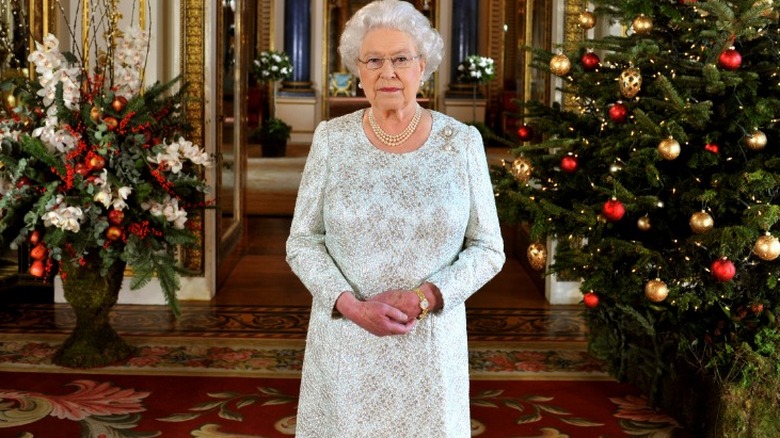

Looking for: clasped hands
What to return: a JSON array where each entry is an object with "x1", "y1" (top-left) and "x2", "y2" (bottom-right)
[{"x1": 335, "y1": 284, "x2": 441, "y2": 337}]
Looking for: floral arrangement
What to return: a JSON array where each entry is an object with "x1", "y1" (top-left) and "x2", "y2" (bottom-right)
[
  {"x1": 251, "y1": 50, "x2": 293, "y2": 83},
  {"x1": 0, "y1": 28, "x2": 212, "y2": 314},
  {"x1": 457, "y1": 55, "x2": 496, "y2": 84}
]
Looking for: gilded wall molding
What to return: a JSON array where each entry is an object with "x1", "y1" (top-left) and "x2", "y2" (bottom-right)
[
  {"x1": 180, "y1": 0, "x2": 205, "y2": 274},
  {"x1": 563, "y1": 0, "x2": 585, "y2": 110}
]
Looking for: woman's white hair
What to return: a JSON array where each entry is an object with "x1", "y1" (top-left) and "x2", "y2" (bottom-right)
[{"x1": 338, "y1": 0, "x2": 444, "y2": 81}]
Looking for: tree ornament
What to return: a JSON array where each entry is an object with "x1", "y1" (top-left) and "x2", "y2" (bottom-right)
[
  {"x1": 718, "y1": 47, "x2": 742, "y2": 71},
  {"x1": 637, "y1": 215, "x2": 651, "y2": 231},
  {"x1": 632, "y1": 15, "x2": 654, "y2": 36},
  {"x1": 106, "y1": 225, "x2": 124, "y2": 242},
  {"x1": 527, "y1": 242, "x2": 548, "y2": 270},
  {"x1": 744, "y1": 130, "x2": 767, "y2": 151},
  {"x1": 30, "y1": 243, "x2": 48, "y2": 261},
  {"x1": 583, "y1": 291, "x2": 599, "y2": 308},
  {"x1": 608, "y1": 101, "x2": 629, "y2": 124},
  {"x1": 581, "y1": 52, "x2": 600, "y2": 72},
  {"x1": 602, "y1": 198, "x2": 625, "y2": 222},
  {"x1": 657, "y1": 137, "x2": 681, "y2": 160},
  {"x1": 644, "y1": 279, "x2": 669, "y2": 303},
  {"x1": 90, "y1": 106, "x2": 102, "y2": 121},
  {"x1": 29, "y1": 260, "x2": 45, "y2": 278},
  {"x1": 619, "y1": 67, "x2": 642, "y2": 98},
  {"x1": 112, "y1": 96, "x2": 128, "y2": 112},
  {"x1": 704, "y1": 143, "x2": 719, "y2": 154},
  {"x1": 578, "y1": 11, "x2": 597, "y2": 30},
  {"x1": 549, "y1": 53, "x2": 572, "y2": 76},
  {"x1": 108, "y1": 209, "x2": 125, "y2": 226},
  {"x1": 103, "y1": 116, "x2": 119, "y2": 131},
  {"x1": 753, "y1": 234, "x2": 780, "y2": 261},
  {"x1": 517, "y1": 124, "x2": 534, "y2": 142},
  {"x1": 711, "y1": 257, "x2": 736, "y2": 282},
  {"x1": 689, "y1": 211, "x2": 714, "y2": 234},
  {"x1": 509, "y1": 157, "x2": 533, "y2": 183},
  {"x1": 560, "y1": 155, "x2": 578, "y2": 173}
]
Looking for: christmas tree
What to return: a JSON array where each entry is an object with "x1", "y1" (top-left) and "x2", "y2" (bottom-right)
[{"x1": 493, "y1": 0, "x2": 779, "y2": 433}]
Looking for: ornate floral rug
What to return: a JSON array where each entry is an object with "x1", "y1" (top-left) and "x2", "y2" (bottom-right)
[
  {"x1": 0, "y1": 371, "x2": 688, "y2": 437},
  {"x1": 0, "y1": 334, "x2": 692, "y2": 436}
]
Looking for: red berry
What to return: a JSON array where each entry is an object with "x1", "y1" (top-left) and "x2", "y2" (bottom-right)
[{"x1": 704, "y1": 143, "x2": 719, "y2": 154}]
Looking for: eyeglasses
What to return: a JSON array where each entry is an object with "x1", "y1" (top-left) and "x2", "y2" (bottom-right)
[{"x1": 358, "y1": 55, "x2": 420, "y2": 71}]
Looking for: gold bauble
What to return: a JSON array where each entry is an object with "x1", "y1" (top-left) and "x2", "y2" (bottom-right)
[
  {"x1": 619, "y1": 67, "x2": 643, "y2": 98},
  {"x1": 578, "y1": 11, "x2": 597, "y2": 30},
  {"x1": 637, "y1": 215, "x2": 651, "y2": 231},
  {"x1": 644, "y1": 279, "x2": 669, "y2": 303},
  {"x1": 754, "y1": 234, "x2": 780, "y2": 261},
  {"x1": 527, "y1": 242, "x2": 548, "y2": 270},
  {"x1": 549, "y1": 54, "x2": 572, "y2": 77},
  {"x1": 657, "y1": 137, "x2": 681, "y2": 160},
  {"x1": 632, "y1": 15, "x2": 654, "y2": 35},
  {"x1": 689, "y1": 211, "x2": 714, "y2": 234},
  {"x1": 4, "y1": 93, "x2": 16, "y2": 109},
  {"x1": 744, "y1": 130, "x2": 768, "y2": 151},
  {"x1": 509, "y1": 157, "x2": 533, "y2": 183}
]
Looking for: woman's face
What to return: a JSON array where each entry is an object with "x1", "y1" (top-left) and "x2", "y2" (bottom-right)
[{"x1": 358, "y1": 28, "x2": 425, "y2": 112}]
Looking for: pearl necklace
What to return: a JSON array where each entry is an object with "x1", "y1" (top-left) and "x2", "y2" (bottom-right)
[{"x1": 368, "y1": 105, "x2": 422, "y2": 147}]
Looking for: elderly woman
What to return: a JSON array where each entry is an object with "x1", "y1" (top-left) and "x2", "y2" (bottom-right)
[{"x1": 286, "y1": 0, "x2": 505, "y2": 436}]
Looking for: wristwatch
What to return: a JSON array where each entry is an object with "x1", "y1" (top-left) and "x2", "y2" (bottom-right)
[{"x1": 413, "y1": 287, "x2": 429, "y2": 320}]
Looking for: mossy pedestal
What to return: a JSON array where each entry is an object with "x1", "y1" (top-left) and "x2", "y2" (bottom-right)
[{"x1": 53, "y1": 259, "x2": 134, "y2": 368}]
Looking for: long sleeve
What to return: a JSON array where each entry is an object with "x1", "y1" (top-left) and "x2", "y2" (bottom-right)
[
  {"x1": 427, "y1": 125, "x2": 505, "y2": 311},
  {"x1": 286, "y1": 121, "x2": 353, "y2": 310}
]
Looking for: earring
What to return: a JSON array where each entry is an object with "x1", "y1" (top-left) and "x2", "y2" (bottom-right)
[
  {"x1": 358, "y1": 82, "x2": 363, "y2": 89},
  {"x1": 420, "y1": 80, "x2": 425, "y2": 87}
]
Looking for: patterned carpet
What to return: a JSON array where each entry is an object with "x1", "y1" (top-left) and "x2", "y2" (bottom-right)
[{"x1": 0, "y1": 303, "x2": 692, "y2": 436}]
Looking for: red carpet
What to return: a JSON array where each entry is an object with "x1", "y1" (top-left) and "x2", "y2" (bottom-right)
[{"x1": 0, "y1": 371, "x2": 689, "y2": 437}]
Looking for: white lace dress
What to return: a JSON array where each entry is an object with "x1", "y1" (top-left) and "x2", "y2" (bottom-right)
[{"x1": 286, "y1": 110, "x2": 505, "y2": 437}]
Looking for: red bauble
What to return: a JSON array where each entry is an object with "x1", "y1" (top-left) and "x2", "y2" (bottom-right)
[
  {"x1": 88, "y1": 154, "x2": 106, "y2": 171},
  {"x1": 112, "y1": 96, "x2": 128, "y2": 112},
  {"x1": 718, "y1": 48, "x2": 742, "y2": 71},
  {"x1": 108, "y1": 209, "x2": 125, "y2": 225},
  {"x1": 30, "y1": 243, "x2": 48, "y2": 261},
  {"x1": 560, "y1": 155, "x2": 578, "y2": 173},
  {"x1": 29, "y1": 230, "x2": 41, "y2": 245},
  {"x1": 704, "y1": 143, "x2": 719, "y2": 154},
  {"x1": 103, "y1": 116, "x2": 119, "y2": 131},
  {"x1": 15, "y1": 176, "x2": 31, "y2": 188},
  {"x1": 583, "y1": 291, "x2": 600, "y2": 308},
  {"x1": 602, "y1": 198, "x2": 625, "y2": 222},
  {"x1": 29, "y1": 260, "x2": 45, "y2": 278},
  {"x1": 608, "y1": 102, "x2": 628, "y2": 124},
  {"x1": 711, "y1": 257, "x2": 736, "y2": 282},
  {"x1": 581, "y1": 52, "x2": 600, "y2": 71},
  {"x1": 517, "y1": 124, "x2": 534, "y2": 142},
  {"x1": 106, "y1": 225, "x2": 124, "y2": 241}
]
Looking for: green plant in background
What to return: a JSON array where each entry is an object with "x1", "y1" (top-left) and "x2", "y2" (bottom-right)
[{"x1": 492, "y1": 0, "x2": 780, "y2": 435}]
